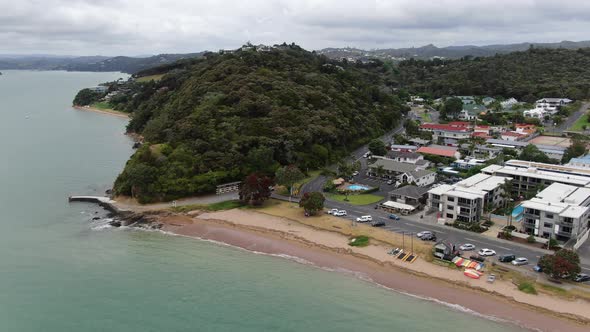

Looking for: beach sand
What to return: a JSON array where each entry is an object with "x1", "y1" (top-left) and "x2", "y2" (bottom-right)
[
  {"x1": 152, "y1": 208, "x2": 590, "y2": 332},
  {"x1": 73, "y1": 105, "x2": 130, "y2": 119}
]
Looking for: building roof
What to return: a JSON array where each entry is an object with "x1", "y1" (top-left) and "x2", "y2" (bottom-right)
[
  {"x1": 382, "y1": 200, "x2": 416, "y2": 211},
  {"x1": 390, "y1": 144, "x2": 418, "y2": 151},
  {"x1": 369, "y1": 159, "x2": 435, "y2": 179},
  {"x1": 417, "y1": 145, "x2": 458, "y2": 158},
  {"x1": 386, "y1": 151, "x2": 421, "y2": 160},
  {"x1": 389, "y1": 185, "x2": 429, "y2": 199},
  {"x1": 501, "y1": 131, "x2": 525, "y2": 137},
  {"x1": 522, "y1": 183, "x2": 590, "y2": 218},
  {"x1": 483, "y1": 162, "x2": 590, "y2": 186},
  {"x1": 537, "y1": 98, "x2": 573, "y2": 103},
  {"x1": 420, "y1": 122, "x2": 470, "y2": 132}
]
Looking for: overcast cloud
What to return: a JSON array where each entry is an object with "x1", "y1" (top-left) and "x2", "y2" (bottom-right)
[{"x1": 2, "y1": 0, "x2": 590, "y2": 55}]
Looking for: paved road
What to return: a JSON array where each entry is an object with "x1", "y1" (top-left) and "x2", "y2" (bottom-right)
[
  {"x1": 321, "y1": 198, "x2": 590, "y2": 274},
  {"x1": 544, "y1": 102, "x2": 589, "y2": 134}
]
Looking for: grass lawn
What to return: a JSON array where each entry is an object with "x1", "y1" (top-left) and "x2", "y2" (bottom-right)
[
  {"x1": 327, "y1": 193, "x2": 384, "y2": 205},
  {"x1": 349, "y1": 235, "x2": 370, "y2": 247},
  {"x1": 91, "y1": 101, "x2": 113, "y2": 110},
  {"x1": 570, "y1": 114, "x2": 590, "y2": 131},
  {"x1": 420, "y1": 112, "x2": 432, "y2": 122},
  {"x1": 136, "y1": 74, "x2": 165, "y2": 82}
]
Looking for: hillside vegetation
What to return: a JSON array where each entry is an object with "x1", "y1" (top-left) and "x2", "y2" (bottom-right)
[
  {"x1": 112, "y1": 45, "x2": 406, "y2": 202},
  {"x1": 396, "y1": 48, "x2": 590, "y2": 101}
]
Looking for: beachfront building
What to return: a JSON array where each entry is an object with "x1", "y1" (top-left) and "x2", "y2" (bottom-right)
[
  {"x1": 521, "y1": 183, "x2": 590, "y2": 242},
  {"x1": 419, "y1": 122, "x2": 472, "y2": 143},
  {"x1": 381, "y1": 185, "x2": 430, "y2": 215},
  {"x1": 367, "y1": 159, "x2": 436, "y2": 187},
  {"x1": 481, "y1": 160, "x2": 590, "y2": 197},
  {"x1": 427, "y1": 173, "x2": 511, "y2": 223}
]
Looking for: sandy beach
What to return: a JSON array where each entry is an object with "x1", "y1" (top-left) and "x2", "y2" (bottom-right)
[
  {"x1": 73, "y1": 105, "x2": 130, "y2": 119},
  {"x1": 147, "y1": 206, "x2": 590, "y2": 332}
]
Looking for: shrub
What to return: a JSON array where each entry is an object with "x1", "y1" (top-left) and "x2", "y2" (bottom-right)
[
  {"x1": 527, "y1": 234, "x2": 536, "y2": 243},
  {"x1": 518, "y1": 281, "x2": 537, "y2": 295},
  {"x1": 349, "y1": 235, "x2": 370, "y2": 247},
  {"x1": 504, "y1": 225, "x2": 516, "y2": 231},
  {"x1": 482, "y1": 220, "x2": 494, "y2": 227}
]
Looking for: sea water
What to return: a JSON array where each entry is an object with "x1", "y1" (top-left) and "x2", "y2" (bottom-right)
[{"x1": 0, "y1": 70, "x2": 523, "y2": 331}]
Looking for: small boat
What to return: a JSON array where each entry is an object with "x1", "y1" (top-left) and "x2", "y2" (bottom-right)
[{"x1": 464, "y1": 269, "x2": 482, "y2": 279}]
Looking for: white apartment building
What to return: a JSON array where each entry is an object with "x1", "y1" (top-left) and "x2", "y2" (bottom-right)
[
  {"x1": 521, "y1": 183, "x2": 590, "y2": 243},
  {"x1": 535, "y1": 98, "x2": 572, "y2": 112},
  {"x1": 428, "y1": 173, "x2": 510, "y2": 223}
]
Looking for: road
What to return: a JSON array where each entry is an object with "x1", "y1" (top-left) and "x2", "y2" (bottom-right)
[
  {"x1": 322, "y1": 198, "x2": 590, "y2": 274},
  {"x1": 544, "y1": 102, "x2": 589, "y2": 134}
]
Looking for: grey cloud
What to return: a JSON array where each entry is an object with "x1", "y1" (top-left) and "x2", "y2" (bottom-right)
[{"x1": 0, "y1": 0, "x2": 589, "y2": 55}]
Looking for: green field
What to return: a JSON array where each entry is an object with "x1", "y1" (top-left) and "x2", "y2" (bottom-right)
[
  {"x1": 91, "y1": 101, "x2": 113, "y2": 110},
  {"x1": 327, "y1": 193, "x2": 384, "y2": 205},
  {"x1": 570, "y1": 114, "x2": 590, "y2": 131},
  {"x1": 420, "y1": 112, "x2": 432, "y2": 122},
  {"x1": 136, "y1": 74, "x2": 165, "y2": 82}
]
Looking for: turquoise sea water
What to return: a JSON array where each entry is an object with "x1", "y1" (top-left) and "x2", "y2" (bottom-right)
[{"x1": 0, "y1": 70, "x2": 523, "y2": 331}]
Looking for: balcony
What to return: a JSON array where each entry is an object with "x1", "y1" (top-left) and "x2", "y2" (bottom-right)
[{"x1": 458, "y1": 201, "x2": 472, "y2": 208}]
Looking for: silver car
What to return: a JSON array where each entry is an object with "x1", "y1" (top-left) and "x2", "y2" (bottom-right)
[{"x1": 512, "y1": 257, "x2": 529, "y2": 266}]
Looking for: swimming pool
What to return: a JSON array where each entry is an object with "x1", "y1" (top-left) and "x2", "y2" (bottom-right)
[
  {"x1": 512, "y1": 205, "x2": 524, "y2": 222},
  {"x1": 347, "y1": 184, "x2": 371, "y2": 191}
]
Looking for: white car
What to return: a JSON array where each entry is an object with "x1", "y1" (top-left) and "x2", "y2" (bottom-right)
[
  {"x1": 327, "y1": 208, "x2": 339, "y2": 215},
  {"x1": 416, "y1": 231, "x2": 433, "y2": 238},
  {"x1": 363, "y1": 152, "x2": 370, "y2": 158},
  {"x1": 334, "y1": 210, "x2": 347, "y2": 216},
  {"x1": 356, "y1": 215, "x2": 372, "y2": 223},
  {"x1": 352, "y1": 171, "x2": 359, "y2": 176},
  {"x1": 512, "y1": 257, "x2": 529, "y2": 266},
  {"x1": 478, "y1": 248, "x2": 496, "y2": 256},
  {"x1": 459, "y1": 243, "x2": 476, "y2": 251}
]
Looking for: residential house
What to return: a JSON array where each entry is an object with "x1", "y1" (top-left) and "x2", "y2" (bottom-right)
[
  {"x1": 367, "y1": 159, "x2": 436, "y2": 187},
  {"x1": 389, "y1": 144, "x2": 418, "y2": 152},
  {"x1": 419, "y1": 122, "x2": 472, "y2": 144},
  {"x1": 521, "y1": 183, "x2": 590, "y2": 242},
  {"x1": 482, "y1": 97, "x2": 496, "y2": 106},
  {"x1": 500, "y1": 98, "x2": 519, "y2": 110},
  {"x1": 417, "y1": 145, "x2": 461, "y2": 160},
  {"x1": 427, "y1": 173, "x2": 511, "y2": 223},
  {"x1": 459, "y1": 104, "x2": 487, "y2": 121},
  {"x1": 523, "y1": 108, "x2": 547, "y2": 119},
  {"x1": 88, "y1": 86, "x2": 108, "y2": 93},
  {"x1": 457, "y1": 96, "x2": 475, "y2": 105},
  {"x1": 535, "y1": 98, "x2": 573, "y2": 112},
  {"x1": 481, "y1": 160, "x2": 590, "y2": 197},
  {"x1": 501, "y1": 131, "x2": 526, "y2": 141},
  {"x1": 382, "y1": 151, "x2": 429, "y2": 168},
  {"x1": 408, "y1": 138, "x2": 431, "y2": 147},
  {"x1": 381, "y1": 185, "x2": 430, "y2": 214},
  {"x1": 451, "y1": 158, "x2": 486, "y2": 170}
]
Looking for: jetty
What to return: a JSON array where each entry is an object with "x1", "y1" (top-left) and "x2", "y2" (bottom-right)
[{"x1": 68, "y1": 195, "x2": 128, "y2": 215}]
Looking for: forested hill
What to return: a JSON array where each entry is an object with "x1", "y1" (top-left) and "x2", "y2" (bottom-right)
[
  {"x1": 396, "y1": 48, "x2": 590, "y2": 101},
  {"x1": 113, "y1": 45, "x2": 406, "y2": 202}
]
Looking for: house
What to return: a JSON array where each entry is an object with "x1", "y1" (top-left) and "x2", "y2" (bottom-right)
[
  {"x1": 427, "y1": 173, "x2": 511, "y2": 223},
  {"x1": 567, "y1": 154, "x2": 590, "y2": 169},
  {"x1": 500, "y1": 131, "x2": 526, "y2": 141},
  {"x1": 535, "y1": 98, "x2": 572, "y2": 112},
  {"x1": 460, "y1": 143, "x2": 502, "y2": 160},
  {"x1": 500, "y1": 98, "x2": 519, "y2": 110},
  {"x1": 410, "y1": 95, "x2": 425, "y2": 104},
  {"x1": 474, "y1": 125, "x2": 490, "y2": 135},
  {"x1": 389, "y1": 144, "x2": 418, "y2": 152},
  {"x1": 485, "y1": 140, "x2": 566, "y2": 160},
  {"x1": 367, "y1": 159, "x2": 436, "y2": 187},
  {"x1": 389, "y1": 185, "x2": 430, "y2": 207},
  {"x1": 523, "y1": 108, "x2": 547, "y2": 119},
  {"x1": 481, "y1": 160, "x2": 590, "y2": 197},
  {"x1": 408, "y1": 138, "x2": 431, "y2": 147},
  {"x1": 382, "y1": 151, "x2": 428, "y2": 167},
  {"x1": 88, "y1": 86, "x2": 108, "y2": 93},
  {"x1": 459, "y1": 104, "x2": 487, "y2": 121},
  {"x1": 451, "y1": 158, "x2": 486, "y2": 170},
  {"x1": 419, "y1": 122, "x2": 472, "y2": 142},
  {"x1": 521, "y1": 183, "x2": 590, "y2": 243},
  {"x1": 482, "y1": 97, "x2": 496, "y2": 106},
  {"x1": 457, "y1": 96, "x2": 475, "y2": 105},
  {"x1": 417, "y1": 145, "x2": 460, "y2": 160}
]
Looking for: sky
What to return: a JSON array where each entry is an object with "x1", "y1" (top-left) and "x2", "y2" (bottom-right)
[{"x1": 2, "y1": 0, "x2": 590, "y2": 56}]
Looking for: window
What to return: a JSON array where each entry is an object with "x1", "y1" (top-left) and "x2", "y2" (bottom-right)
[
  {"x1": 447, "y1": 197, "x2": 455, "y2": 202},
  {"x1": 446, "y1": 213, "x2": 454, "y2": 218},
  {"x1": 543, "y1": 222, "x2": 552, "y2": 228},
  {"x1": 542, "y1": 232, "x2": 550, "y2": 238},
  {"x1": 545, "y1": 213, "x2": 553, "y2": 219},
  {"x1": 447, "y1": 205, "x2": 454, "y2": 210}
]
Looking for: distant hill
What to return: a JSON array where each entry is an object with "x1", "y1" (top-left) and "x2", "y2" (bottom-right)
[
  {"x1": 318, "y1": 40, "x2": 590, "y2": 61},
  {"x1": 0, "y1": 53, "x2": 204, "y2": 74}
]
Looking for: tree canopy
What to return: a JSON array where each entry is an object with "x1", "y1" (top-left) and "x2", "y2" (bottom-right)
[
  {"x1": 239, "y1": 173, "x2": 274, "y2": 206},
  {"x1": 538, "y1": 249, "x2": 581, "y2": 280},
  {"x1": 368, "y1": 139, "x2": 387, "y2": 156},
  {"x1": 299, "y1": 191, "x2": 325, "y2": 215}
]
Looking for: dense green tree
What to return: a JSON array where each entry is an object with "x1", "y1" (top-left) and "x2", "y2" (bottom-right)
[
  {"x1": 562, "y1": 139, "x2": 588, "y2": 164},
  {"x1": 73, "y1": 88, "x2": 104, "y2": 106},
  {"x1": 368, "y1": 139, "x2": 387, "y2": 156},
  {"x1": 441, "y1": 97, "x2": 463, "y2": 119},
  {"x1": 538, "y1": 249, "x2": 581, "y2": 280},
  {"x1": 239, "y1": 173, "x2": 274, "y2": 206},
  {"x1": 299, "y1": 191, "x2": 325, "y2": 215},
  {"x1": 519, "y1": 144, "x2": 557, "y2": 164},
  {"x1": 275, "y1": 165, "x2": 305, "y2": 202}
]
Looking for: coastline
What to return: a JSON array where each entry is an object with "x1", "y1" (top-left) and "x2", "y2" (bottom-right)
[
  {"x1": 139, "y1": 208, "x2": 590, "y2": 332},
  {"x1": 73, "y1": 105, "x2": 130, "y2": 119}
]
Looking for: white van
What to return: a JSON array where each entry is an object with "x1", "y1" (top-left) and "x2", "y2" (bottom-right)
[{"x1": 356, "y1": 215, "x2": 373, "y2": 222}]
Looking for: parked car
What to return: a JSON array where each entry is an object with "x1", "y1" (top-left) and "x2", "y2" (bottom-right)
[
  {"x1": 389, "y1": 214, "x2": 400, "y2": 220},
  {"x1": 574, "y1": 274, "x2": 590, "y2": 283},
  {"x1": 363, "y1": 152, "x2": 370, "y2": 158},
  {"x1": 420, "y1": 233, "x2": 437, "y2": 241},
  {"x1": 333, "y1": 210, "x2": 347, "y2": 216},
  {"x1": 478, "y1": 248, "x2": 496, "y2": 256},
  {"x1": 511, "y1": 257, "x2": 529, "y2": 266},
  {"x1": 533, "y1": 265, "x2": 543, "y2": 272},
  {"x1": 459, "y1": 243, "x2": 475, "y2": 251},
  {"x1": 498, "y1": 254, "x2": 516, "y2": 263},
  {"x1": 416, "y1": 231, "x2": 433, "y2": 238},
  {"x1": 371, "y1": 220, "x2": 386, "y2": 227},
  {"x1": 327, "y1": 208, "x2": 339, "y2": 215},
  {"x1": 356, "y1": 215, "x2": 373, "y2": 223},
  {"x1": 352, "y1": 171, "x2": 359, "y2": 176}
]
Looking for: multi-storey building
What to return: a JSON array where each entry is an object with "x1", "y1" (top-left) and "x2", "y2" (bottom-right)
[
  {"x1": 427, "y1": 173, "x2": 510, "y2": 223},
  {"x1": 521, "y1": 183, "x2": 590, "y2": 242}
]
